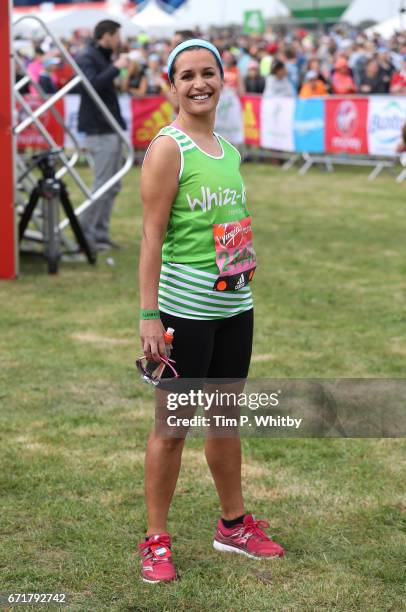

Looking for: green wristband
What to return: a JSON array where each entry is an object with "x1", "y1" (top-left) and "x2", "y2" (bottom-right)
[{"x1": 140, "y1": 309, "x2": 160, "y2": 320}]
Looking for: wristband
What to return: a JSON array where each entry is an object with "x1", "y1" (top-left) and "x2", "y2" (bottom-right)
[{"x1": 140, "y1": 309, "x2": 160, "y2": 320}]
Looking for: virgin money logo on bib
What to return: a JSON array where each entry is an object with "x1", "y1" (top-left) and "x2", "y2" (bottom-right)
[{"x1": 215, "y1": 222, "x2": 243, "y2": 249}]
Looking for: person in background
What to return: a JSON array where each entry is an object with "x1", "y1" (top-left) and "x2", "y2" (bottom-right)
[
  {"x1": 263, "y1": 60, "x2": 295, "y2": 98},
  {"x1": 122, "y1": 58, "x2": 147, "y2": 97},
  {"x1": 222, "y1": 49, "x2": 245, "y2": 95},
  {"x1": 76, "y1": 20, "x2": 129, "y2": 252},
  {"x1": 390, "y1": 56, "x2": 406, "y2": 94},
  {"x1": 171, "y1": 29, "x2": 196, "y2": 50},
  {"x1": 52, "y1": 54, "x2": 74, "y2": 90},
  {"x1": 28, "y1": 46, "x2": 45, "y2": 93},
  {"x1": 15, "y1": 50, "x2": 30, "y2": 95},
  {"x1": 259, "y1": 42, "x2": 277, "y2": 78},
  {"x1": 285, "y1": 46, "x2": 299, "y2": 93},
  {"x1": 145, "y1": 53, "x2": 166, "y2": 95},
  {"x1": 377, "y1": 50, "x2": 395, "y2": 92},
  {"x1": 348, "y1": 41, "x2": 367, "y2": 88},
  {"x1": 237, "y1": 45, "x2": 252, "y2": 79},
  {"x1": 244, "y1": 60, "x2": 265, "y2": 94},
  {"x1": 330, "y1": 57, "x2": 357, "y2": 94},
  {"x1": 359, "y1": 57, "x2": 387, "y2": 94},
  {"x1": 299, "y1": 70, "x2": 328, "y2": 98},
  {"x1": 38, "y1": 57, "x2": 60, "y2": 94},
  {"x1": 306, "y1": 57, "x2": 330, "y2": 91}
]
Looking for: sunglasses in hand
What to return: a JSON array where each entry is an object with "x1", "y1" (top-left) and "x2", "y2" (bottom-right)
[{"x1": 135, "y1": 353, "x2": 179, "y2": 386}]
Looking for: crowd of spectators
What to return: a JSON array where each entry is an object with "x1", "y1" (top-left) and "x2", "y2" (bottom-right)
[{"x1": 15, "y1": 22, "x2": 406, "y2": 99}]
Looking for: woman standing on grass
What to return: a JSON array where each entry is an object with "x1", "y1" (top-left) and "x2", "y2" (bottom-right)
[{"x1": 138, "y1": 39, "x2": 284, "y2": 584}]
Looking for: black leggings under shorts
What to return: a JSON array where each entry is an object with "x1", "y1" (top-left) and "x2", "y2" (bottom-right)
[{"x1": 160, "y1": 308, "x2": 254, "y2": 380}]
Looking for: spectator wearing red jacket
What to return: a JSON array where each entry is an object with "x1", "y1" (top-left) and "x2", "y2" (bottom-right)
[
  {"x1": 331, "y1": 57, "x2": 357, "y2": 95},
  {"x1": 390, "y1": 56, "x2": 406, "y2": 94}
]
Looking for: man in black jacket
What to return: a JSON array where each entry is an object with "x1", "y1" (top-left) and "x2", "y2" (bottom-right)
[{"x1": 76, "y1": 20, "x2": 128, "y2": 251}]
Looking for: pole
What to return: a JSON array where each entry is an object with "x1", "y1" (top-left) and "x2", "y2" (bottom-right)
[{"x1": 0, "y1": 0, "x2": 17, "y2": 279}]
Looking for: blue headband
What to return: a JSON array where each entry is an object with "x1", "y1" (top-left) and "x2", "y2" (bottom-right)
[{"x1": 167, "y1": 38, "x2": 224, "y2": 82}]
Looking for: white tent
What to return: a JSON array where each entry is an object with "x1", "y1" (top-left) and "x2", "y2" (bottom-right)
[
  {"x1": 342, "y1": 0, "x2": 404, "y2": 25},
  {"x1": 365, "y1": 15, "x2": 406, "y2": 38},
  {"x1": 172, "y1": 0, "x2": 289, "y2": 30},
  {"x1": 131, "y1": 2, "x2": 177, "y2": 36},
  {"x1": 13, "y1": 7, "x2": 138, "y2": 39}
]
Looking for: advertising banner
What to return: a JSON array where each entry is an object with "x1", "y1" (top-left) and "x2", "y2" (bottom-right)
[
  {"x1": 260, "y1": 97, "x2": 295, "y2": 151},
  {"x1": 325, "y1": 97, "x2": 368, "y2": 154},
  {"x1": 367, "y1": 96, "x2": 406, "y2": 156},
  {"x1": 294, "y1": 98, "x2": 325, "y2": 153},
  {"x1": 16, "y1": 96, "x2": 65, "y2": 150},
  {"x1": 241, "y1": 95, "x2": 261, "y2": 146},
  {"x1": 63, "y1": 93, "x2": 84, "y2": 149},
  {"x1": 215, "y1": 88, "x2": 244, "y2": 145},
  {"x1": 131, "y1": 96, "x2": 173, "y2": 148},
  {"x1": 18, "y1": 94, "x2": 406, "y2": 157}
]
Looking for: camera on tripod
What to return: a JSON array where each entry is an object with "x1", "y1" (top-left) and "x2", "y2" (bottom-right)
[
  {"x1": 32, "y1": 149, "x2": 60, "y2": 179},
  {"x1": 19, "y1": 149, "x2": 96, "y2": 274}
]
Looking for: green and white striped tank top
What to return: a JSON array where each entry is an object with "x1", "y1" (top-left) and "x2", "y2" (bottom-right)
[{"x1": 148, "y1": 125, "x2": 254, "y2": 320}]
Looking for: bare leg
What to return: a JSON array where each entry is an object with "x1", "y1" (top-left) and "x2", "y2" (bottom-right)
[
  {"x1": 204, "y1": 436, "x2": 245, "y2": 520},
  {"x1": 144, "y1": 429, "x2": 185, "y2": 536}
]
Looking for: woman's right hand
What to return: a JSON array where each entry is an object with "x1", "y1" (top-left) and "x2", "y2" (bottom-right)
[{"x1": 140, "y1": 318, "x2": 166, "y2": 362}]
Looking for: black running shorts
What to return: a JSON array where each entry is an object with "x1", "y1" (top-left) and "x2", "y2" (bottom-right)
[{"x1": 159, "y1": 308, "x2": 253, "y2": 380}]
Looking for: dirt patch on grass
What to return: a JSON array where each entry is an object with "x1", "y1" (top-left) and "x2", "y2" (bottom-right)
[
  {"x1": 251, "y1": 353, "x2": 275, "y2": 363},
  {"x1": 14, "y1": 435, "x2": 59, "y2": 457},
  {"x1": 103, "y1": 449, "x2": 145, "y2": 467},
  {"x1": 71, "y1": 331, "x2": 132, "y2": 347},
  {"x1": 389, "y1": 337, "x2": 406, "y2": 356}
]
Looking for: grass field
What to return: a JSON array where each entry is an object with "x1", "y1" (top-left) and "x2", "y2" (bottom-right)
[{"x1": 1, "y1": 164, "x2": 405, "y2": 611}]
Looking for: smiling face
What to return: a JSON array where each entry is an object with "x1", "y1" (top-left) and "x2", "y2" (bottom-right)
[{"x1": 171, "y1": 48, "x2": 223, "y2": 116}]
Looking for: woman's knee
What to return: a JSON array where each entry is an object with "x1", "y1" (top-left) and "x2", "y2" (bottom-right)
[{"x1": 151, "y1": 433, "x2": 185, "y2": 453}]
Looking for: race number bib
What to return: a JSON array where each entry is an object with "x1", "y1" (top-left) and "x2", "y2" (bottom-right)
[{"x1": 212, "y1": 216, "x2": 257, "y2": 291}]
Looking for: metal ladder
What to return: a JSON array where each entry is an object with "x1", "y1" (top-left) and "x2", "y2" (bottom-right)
[{"x1": 12, "y1": 14, "x2": 133, "y2": 253}]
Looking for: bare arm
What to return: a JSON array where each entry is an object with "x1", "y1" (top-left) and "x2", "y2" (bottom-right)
[
  {"x1": 139, "y1": 136, "x2": 180, "y2": 361},
  {"x1": 237, "y1": 70, "x2": 245, "y2": 96},
  {"x1": 129, "y1": 75, "x2": 148, "y2": 98}
]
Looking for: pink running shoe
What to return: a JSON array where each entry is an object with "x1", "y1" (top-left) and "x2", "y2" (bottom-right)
[
  {"x1": 213, "y1": 514, "x2": 285, "y2": 559},
  {"x1": 139, "y1": 533, "x2": 177, "y2": 583}
]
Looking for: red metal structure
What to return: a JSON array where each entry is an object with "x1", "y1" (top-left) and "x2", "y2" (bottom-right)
[{"x1": 0, "y1": 0, "x2": 17, "y2": 279}]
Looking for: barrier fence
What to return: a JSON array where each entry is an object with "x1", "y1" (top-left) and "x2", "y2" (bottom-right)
[{"x1": 17, "y1": 90, "x2": 406, "y2": 163}]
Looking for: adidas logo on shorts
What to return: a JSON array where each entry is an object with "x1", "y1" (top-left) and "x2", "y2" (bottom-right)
[{"x1": 235, "y1": 273, "x2": 245, "y2": 290}]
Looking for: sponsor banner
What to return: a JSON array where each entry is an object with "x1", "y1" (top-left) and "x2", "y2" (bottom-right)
[
  {"x1": 131, "y1": 96, "x2": 173, "y2": 148},
  {"x1": 241, "y1": 95, "x2": 261, "y2": 146},
  {"x1": 260, "y1": 97, "x2": 295, "y2": 152},
  {"x1": 325, "y1": 97, "x2": 368, "y2": 154},
  {"x1": 215, "y1": 88, "x2": 244, "y2": 145},
  {"x1": 18, "y1": 94, "x2": 406, "y2": 157},
  {"x1": 16, "y1": 96, "x2": 65, "y2": 150},
  {"x1": 368, "y1": 96, "x2": 406, "y2": 156},
  {"x1": 63, "y1": 93, "x2": 84, "y2": 149},
  {"x1": 294, "y1": 98, "x2": 325, "y2": 153},
  {"x1": 119, "y1": 94, "x2": 133, "y2": 140}
]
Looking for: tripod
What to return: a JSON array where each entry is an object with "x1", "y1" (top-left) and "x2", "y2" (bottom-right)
[{"x1": 19, "y1": 150, "x2": 97, "y2": 274}]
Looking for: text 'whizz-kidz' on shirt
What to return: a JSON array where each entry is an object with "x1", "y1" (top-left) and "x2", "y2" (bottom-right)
[{"x1": 186, "y1": 185, "x2": 246, "y2": 212}]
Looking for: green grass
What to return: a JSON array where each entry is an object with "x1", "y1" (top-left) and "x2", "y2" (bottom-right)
[{"x1": 1, "y1": 164, "x2": 405, "y2": 611}]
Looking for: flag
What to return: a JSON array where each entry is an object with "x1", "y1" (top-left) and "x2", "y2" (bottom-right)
[{"x1": 156, "y1": 0, "x2": 188, "y2": 15}]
